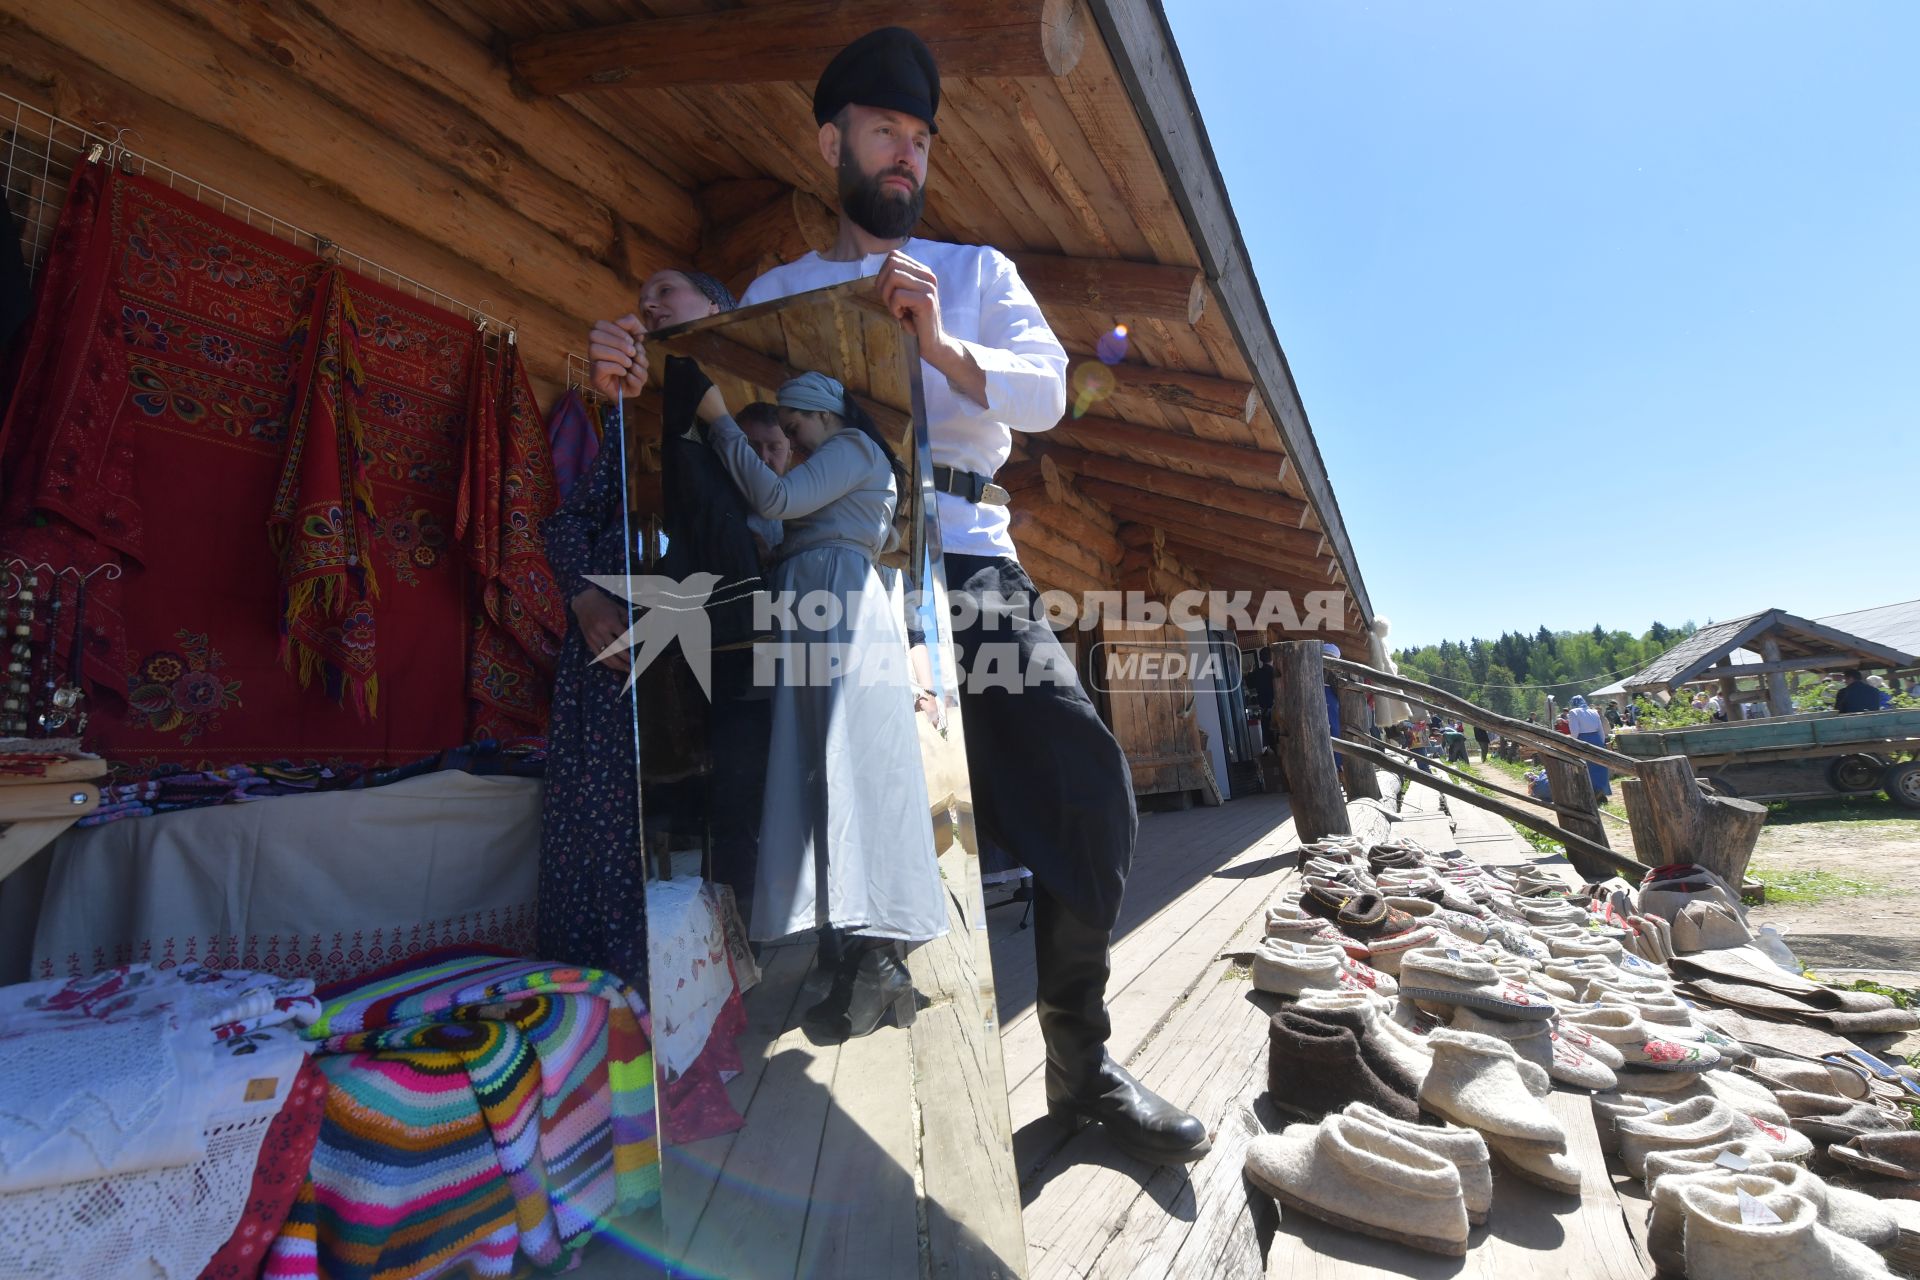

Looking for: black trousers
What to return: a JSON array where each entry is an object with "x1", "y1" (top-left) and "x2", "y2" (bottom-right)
[{"x1": 945, "y1": 553, "x2": 1136, "y2": 1082}]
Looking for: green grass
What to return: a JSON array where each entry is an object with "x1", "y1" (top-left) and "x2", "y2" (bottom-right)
[{"x1": 1743, "y1": 864, "x2": 1886, "y2": 906}]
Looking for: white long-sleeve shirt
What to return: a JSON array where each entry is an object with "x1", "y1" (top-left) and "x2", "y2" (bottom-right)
[{"x1": 739, "y1": 238, "x2": 1068, "y2": 558}]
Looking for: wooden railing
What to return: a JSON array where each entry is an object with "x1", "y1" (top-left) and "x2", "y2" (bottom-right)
[{"x1": 1265, "y1": 642, "x2": 1766, "y2": 886}]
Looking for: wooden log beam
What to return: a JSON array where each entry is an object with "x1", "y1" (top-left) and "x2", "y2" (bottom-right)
[
  {"x1": 1336, "y1": 686, "x2": 1383, "y2": 802},
  {"x1": 1011, "y1": 502, "x2": 1124, "y2": 573},
  {"x1": 1076, "y1": 480, "x2": 1322, "y2": 558},
  {"x1": 1013, "y1": 253, "x2": 1204, "y2": 325},
  {"x1": 1008, "y1": 512, "x2": 1117, "y2": 586},
  {"x1": 1326, "y1": 656, "x2": 1641, "y2": 774},
  {"x1": 0, "y1": 20, "x2": 586, "y2": 387},
  {"x1": 1335, "y1": 737, "x2": 1644, "y2": 880},
  {"x1": 1155, "y1": 539, "x2": 1335, "y2": 587},
  {"x1": 511, "y1": 0, "x2": 1086, "y2": 95},
  {"x1": 1040, "y1": 445, "x2": 1308, "y2": 524},
  {"x1": 1758, "y1": 636, "x2": 1795, "y2": 718},
  {"x1": 1542, "y1": 756, "x2": 1613, "y2": 877},
  {"x1": 1070, "y1": 357, "x2": 1256, "y2": 422},
  {"x1": 1619, "y1": 756, "x2": 1767, "y2": 883},
  {"x1": 1692, "y1": 652, "x2": 1862, "y2": 680},
  {"x1": 1273, "y1": 641, "x2": 1350, "y2": 841},
  {"x1": 178, "y1": 0, "x2": 701, "y2": 257},
  {"x1": 1047, "y1": 416, "x2": 1288, "y2": 485},
  {"x1": 6, "y1": 0, "x2": 644, "y2": 326},
  {"x1": 696, "y1": 181, "x2": 837, "y2": 298}
]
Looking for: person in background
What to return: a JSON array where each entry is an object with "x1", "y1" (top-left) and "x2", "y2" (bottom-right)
[
  {"x1": 1836, "y1": 668, "x2": 1891, "y2": 714},
  {"x1": 1564, "y1": 694, "x2": 1613, "y2": 801},
  {"x1": 1472, "y1": 722, "x2": 1491, "y2": 761},
  {"x1": 1603, "y1": 701, "x2": 1621, "y2": 729},
  {"x1": 734, "y1": 402, "x2": 790, "y2": 563},
  {"x1": 1443, "y1": 722, "x2": 1469, "y2": 764},
  {"x1": 1707, "y1": 692, "x2": 1727, "y2": 722},
  {"x1": 1247, "y1": 647, "x2": 1276, "y2": 749},
  {"x1": 543, "y1": 266, "x2": 741, "y2": 988}
]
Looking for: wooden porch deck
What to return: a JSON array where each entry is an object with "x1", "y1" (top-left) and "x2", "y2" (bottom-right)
[{"x1": 577, "y1": 777, "x2": 1654, "y2": 1279}]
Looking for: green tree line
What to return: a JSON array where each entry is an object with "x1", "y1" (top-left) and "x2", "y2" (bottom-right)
[{"x1": 1393, "y1": 622, "x2": 1696, "y2": 722}]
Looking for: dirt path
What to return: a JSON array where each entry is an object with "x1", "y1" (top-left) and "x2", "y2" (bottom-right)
[{"x1": 1461, "y1": 758, "x2": 1642, "y2": 863}]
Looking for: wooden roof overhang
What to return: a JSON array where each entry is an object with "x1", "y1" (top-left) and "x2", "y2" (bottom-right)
[
  {"x1": 1623, "y1": 608, "x2": 1917, "y2": 694},
  {"x1": 0, "y1": 0, "x2": 1374, "y2": 651}
]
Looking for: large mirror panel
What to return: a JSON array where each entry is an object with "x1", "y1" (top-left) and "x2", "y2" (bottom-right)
[{"x1": 624, "y1": 278, "x2": 1023, "y2": 1278}]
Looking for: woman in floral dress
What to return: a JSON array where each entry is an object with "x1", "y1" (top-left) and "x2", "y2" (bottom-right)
[{"x1": 535, "y1": 268, "x2": 736, "y2": 986}]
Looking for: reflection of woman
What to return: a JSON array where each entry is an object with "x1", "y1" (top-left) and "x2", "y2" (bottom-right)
[
  {"x1": 694, "y1": 369, "x2": 945, "y2": 1038},
  {"x1": 536, "y1": 268, "x2": 736, "y2": 986}
]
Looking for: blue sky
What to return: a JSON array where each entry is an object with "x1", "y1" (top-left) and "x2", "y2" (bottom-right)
[{"x1": 1165, "y1": 1, "x2": 1916, "y2": 649}]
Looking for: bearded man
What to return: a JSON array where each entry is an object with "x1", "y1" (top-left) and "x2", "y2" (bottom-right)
[{"x1": 589, "y1": 27, "x2": 1210, "y2": 1167}]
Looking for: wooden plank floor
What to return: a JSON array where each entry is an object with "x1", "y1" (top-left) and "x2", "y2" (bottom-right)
[
  {"x1": 570, "y1": 775, "x2": 1651, "y2": 1279},
  {"x1": 1007, "y1": 776, "x2": 1652, "y2": 1280}
]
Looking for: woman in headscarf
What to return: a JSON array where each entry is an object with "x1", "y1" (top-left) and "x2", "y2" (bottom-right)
[
  {"x1": 536, "y1": 268, "x2": 737, "y2": 989},
  {"x1": 1563, "y1": 694, "x2": 1614, "y2": 801},
  {"x1": 689, "y1": 365, "x2": 945, "y2": 1040}
]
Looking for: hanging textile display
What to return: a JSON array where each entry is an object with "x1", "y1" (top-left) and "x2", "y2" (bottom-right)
[
  {"x1": 0, "y1": 162, "x2": 562, "y2": 769},
  {"x1": 542, "y1": 386, "x2": 602, "y2": 501}
]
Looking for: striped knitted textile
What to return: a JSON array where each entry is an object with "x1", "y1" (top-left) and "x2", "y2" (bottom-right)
[{"x1": 265, "y1": 951, "x2": 659, "y2": 1279}]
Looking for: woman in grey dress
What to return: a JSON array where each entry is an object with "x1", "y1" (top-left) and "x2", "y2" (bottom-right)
[{"x1": 693, "y1": 369, "x2": 945, "y2": 1038}]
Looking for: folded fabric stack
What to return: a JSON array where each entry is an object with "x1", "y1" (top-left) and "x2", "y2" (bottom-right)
[
  {"x1": 1239, "y1": 834, "x2": 1918, "y2": 1272},
  {"x1": 267, "y1": 949, "x2": 660, "y2": 1280},
  {"x1": 0, "y1": 963, "x2": 322, "y2": 1280}
]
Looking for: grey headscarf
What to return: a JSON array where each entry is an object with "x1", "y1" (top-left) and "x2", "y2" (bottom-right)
[{"x1": 776, "y1": 371, "x2": 847, "y2": 415}]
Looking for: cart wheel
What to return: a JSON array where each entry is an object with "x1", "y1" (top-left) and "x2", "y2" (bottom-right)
[
  {"x1": 1700, "y1": 775, "x2": 1738, "y2": 798},
  {"x1": 1885, "y1": 761, "x2": 1920, "y2": 811},
  {"x1": 1829, "y1": 753, "x2": 1887, "y2": 793}
]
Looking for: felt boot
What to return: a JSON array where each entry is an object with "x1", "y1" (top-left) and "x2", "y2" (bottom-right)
[
  {"x1": 1267, "y1": 1011, "x2": 1419, "y2": 1122},
  {"x1": 1342, "y1": 1102, "x2": 1491, "y2": 1225},
  {"x1": 1251, "y1": 937, "x2": 1395, "y2": 998},
  {"x1": 1293, "y1": 998, "x2": 1430, "y2": 1093},
  {"x1": 1418, "y1": 1027, "x2": 1567, "y2": 1151},
  {"x1": 1487, "y1": 1136, "x2": 1582, "y2": 1194},
  {"x1": 1243, "y1": 1115, "x2": 1470, "y2": 1256},
  {"x1": 1674, "y1": 1182, "x2": 1892, "y2": 1280},
  {"x1": 1398, "y1": 948, "x2": 1556, "y2": 1019},
  {"x1": 1828, "y1": 1130, "x2": 1920, "y2": 1181},
  {"x1": 1617, "y1": 1096, "x2": 1814, "y2": 1177},
  {"x1": 1772, "y1": 1091, "x2": 1904, "y2": 1145}
]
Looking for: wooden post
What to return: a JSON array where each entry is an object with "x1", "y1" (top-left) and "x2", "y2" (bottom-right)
[
  {"x1": 1543, "y1": 755, "x2": 1611, "y2": 880},
  {"x1": 1336, "y1": 686, "x2": 1382, "y2": 801},
  {"x1": 1619, "y1": 755, "x2": 1768, "y2": 884},
  {"x1": 1274, "y1": 641, "x2": 1350, "y2": 841},
  {"x1": 1759, "y1": 636, "x2": 1795, "y2": 718}
]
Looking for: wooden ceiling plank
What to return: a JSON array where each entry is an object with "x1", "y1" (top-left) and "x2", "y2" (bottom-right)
[
  {"x1": 510, "y1": 0, "x2": 1086, "y2": 95},
  {"x1": 1046, "y1": 415, "x2": 1285, "y2": 482},
  {"x1": 303, "y1": 0, "x2": 700, "y2": 254},
  {"x1": 0, "y1": 23, "x2": 586, "y2": 388},
  {"x1": 1037, "y1": 445, "x2": 1307, "y2": 525},
  {"x1": 1072, "y1": 480, "x2": 1323, "y2": 557}
]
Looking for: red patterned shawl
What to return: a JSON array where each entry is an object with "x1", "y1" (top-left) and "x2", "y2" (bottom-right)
[{"x1": 0, "y1": 164, "x2": 562, "y2": 768}]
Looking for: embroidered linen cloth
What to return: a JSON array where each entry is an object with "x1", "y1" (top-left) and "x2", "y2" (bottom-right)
[
  {"x1": 0, "y1": 1022, "x2": 312, "y2": 1280},
  {"x1": 0, "y1": 962, "x2": 315, "y2": 1190}
]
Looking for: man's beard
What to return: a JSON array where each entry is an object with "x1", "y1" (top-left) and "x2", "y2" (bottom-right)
[{"x1": 839, "y1": 150, "x2": 924, "y2": 240}]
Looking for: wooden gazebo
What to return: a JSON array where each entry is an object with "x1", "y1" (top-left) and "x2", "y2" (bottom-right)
[{"x1": 1618, "y1": 607, "x2": 1915, "y2": 718}]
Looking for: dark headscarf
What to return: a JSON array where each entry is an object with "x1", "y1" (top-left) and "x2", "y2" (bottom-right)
[{"x1": 677, "y1": 269, "x2": 737, "y2": 313}]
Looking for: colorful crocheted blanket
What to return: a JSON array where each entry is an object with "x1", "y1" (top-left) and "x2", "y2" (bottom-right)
[{"x1": 266, "y1": 952, "x2": 658, "y2": 1279}]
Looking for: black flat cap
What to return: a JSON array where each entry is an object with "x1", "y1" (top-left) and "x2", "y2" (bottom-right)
[{"x1": 813, "y1": 27, "x2": 940, "y2": 134}]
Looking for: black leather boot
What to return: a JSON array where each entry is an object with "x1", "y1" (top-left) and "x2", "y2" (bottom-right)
[
  {"x1": 1034, "y1": 886, "x2": 1211, "y2": 1165},
  {"x1": 806, "y1": 937, "x2": 916, "y2": 1039}
]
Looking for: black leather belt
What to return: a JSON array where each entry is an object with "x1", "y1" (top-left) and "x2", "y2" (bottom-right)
[{"x1": 931, "y1": 464, "x2": 1009, "y2": 506}]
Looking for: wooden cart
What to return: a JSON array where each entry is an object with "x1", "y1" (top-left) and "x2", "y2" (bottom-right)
[{"x1": 1611, "y1": 708, "x2": 1920, "y2": 807}]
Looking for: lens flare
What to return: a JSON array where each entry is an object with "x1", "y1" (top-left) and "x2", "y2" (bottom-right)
[
  {"x1": 1071, "y1": 360, "x2": 1116, "y2": 419},
  {"x1": 1095, "y1": 323, "x2": 1130, "y2": 365}
]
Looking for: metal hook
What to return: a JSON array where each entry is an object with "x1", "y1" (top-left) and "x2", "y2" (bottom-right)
[
  {"x1": 473, "y1": 300, "x2": 493, "y2": 332},
  {"x1": 82, "y1": 563, "x2": 122, "y2": 583}
]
